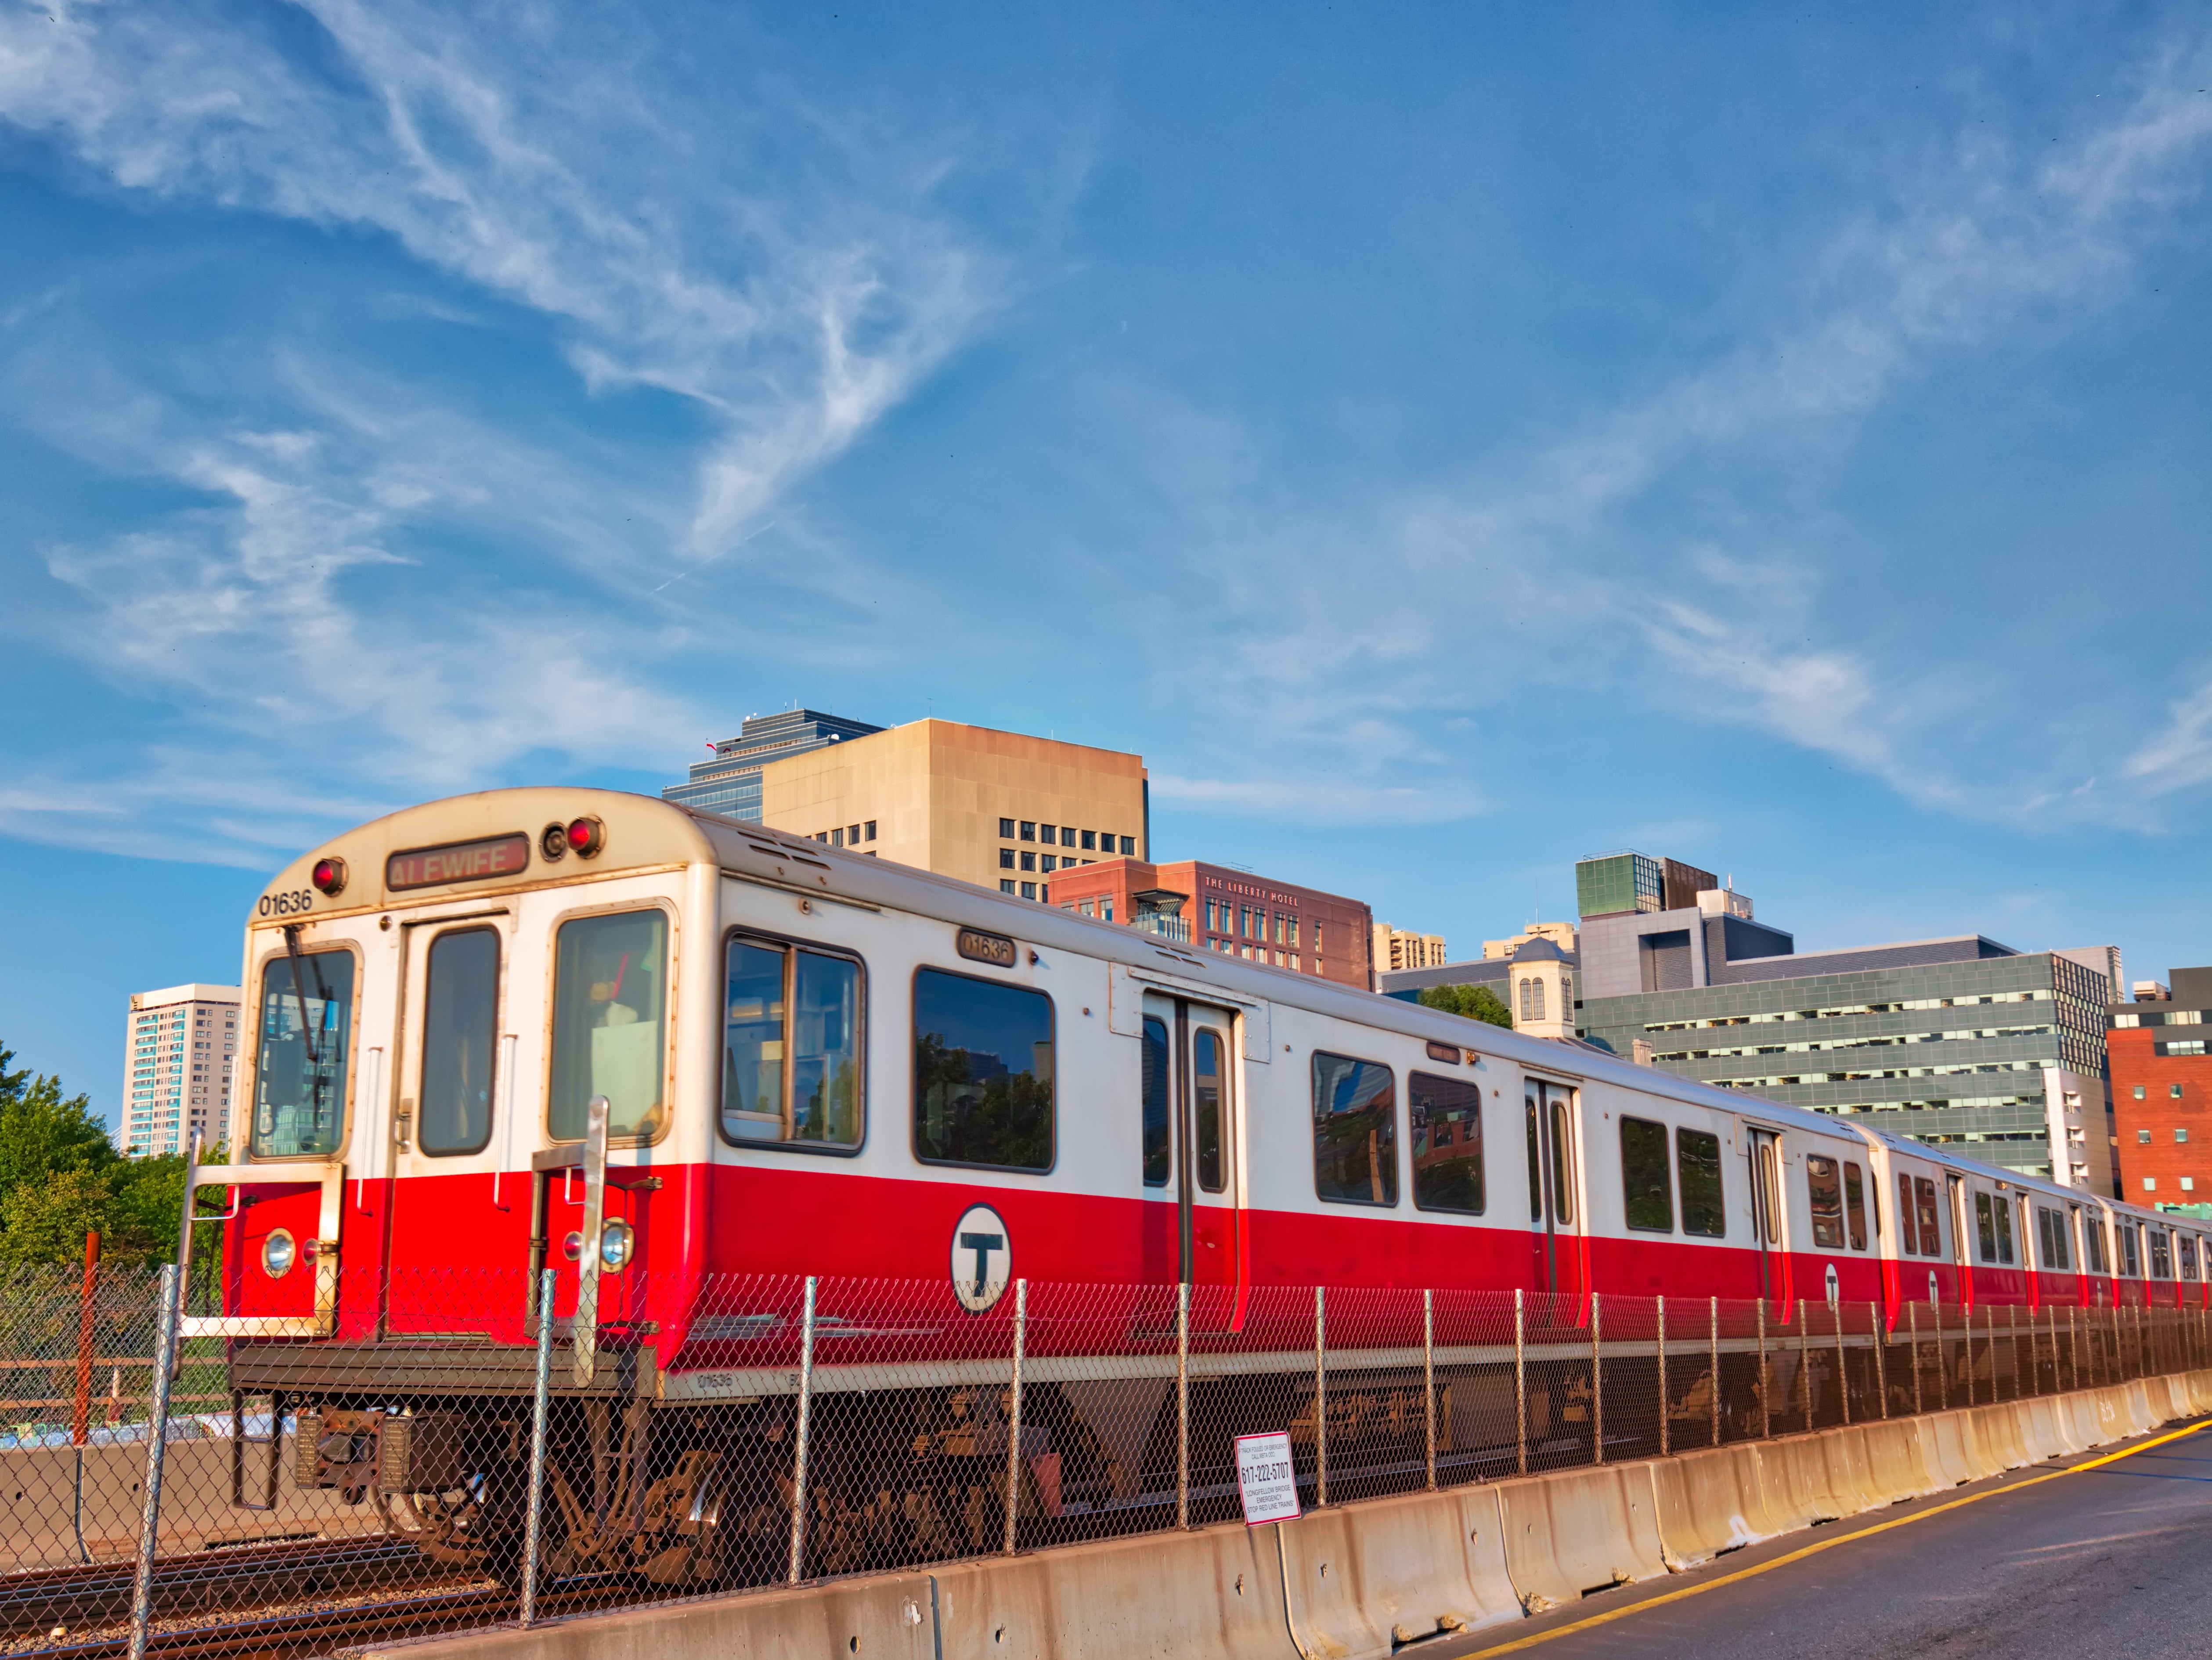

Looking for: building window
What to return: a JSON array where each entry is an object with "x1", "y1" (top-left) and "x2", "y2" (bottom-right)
[
  {"x1": 2143, "y1": 1177, "x2": 2157, "y2": 1192},
  {"x1": 1000, "y1": 880, "x2": 1016, "y2": 895},
  {"x1": 847, "y1": 824, "x2": 860, "y2": 844},
  {"x1": 2178, "y1": 1128, "x2": 2190, "y2": 1143},
  {"x1": 1000, "y1": 848, "x2": 1016, "y2": 870},
  {"x1": 2185, "y1": 1177, "x2": 2198, "y2": 1193},
  {"x1": 2134, "y1": 1085, "x2": 2147, "y2": 1099},
  {"x1": 1080, "y1": 899, "x2": 1095, "y2": 917},
  {"x1": 1020, "y1": 852, "x2": 1036, "y2": 872},
  {"x1": 1040, "y1": 823, "x2": 1057, "y2": 844},
  {"x1": 1000, "y1": 818, "x2": 1016, "y2": 838},
  {"x1": 1020, "y1": 881, "x2": 1036, "y2": 899},
  {"x1": 1039, "y1": 884, "x2": 1049, "y2": 904},
  {"x1": 2139, "y1": 1129, "x2": 2153, "y2": 1144},
  {"x1": 1040, "y1": 855, "x2": 1057, "y2": 874},
  {"x1": 1021, "y1": 822, "x2": 1036, "y2": 841},
  {"x1": 913, "y1": 967, "x2": 1053, "y2": 1172},
  {"x1": 865, "y1": 821, "x2": 877, "y2": 841},
  {"x1": 1082, "y1": 830, "x2": 1097, "y2": 851},
  {"x1": 1101, "y1": 898, "x2": 1113, "y2": 921},
  {"x1": 1061, "y1": 827, "x2": 1077, "y2": 848},
  {"x1": 1119, "y1": 836, "x2": 1136, "y2": 855},
  {"x1": 2173, "y1": 1084, "x2": 2186, "y2": 1098}
]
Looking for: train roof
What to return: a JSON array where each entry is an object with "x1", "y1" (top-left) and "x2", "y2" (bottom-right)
[{"x1": 255, "y1": 787, "x2": 2188, "y2": 1234}]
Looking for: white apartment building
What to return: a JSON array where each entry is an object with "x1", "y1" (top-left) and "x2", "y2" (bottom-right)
[{"x1": 121, "y1": 984, "x2": 241, "y2": 1157}]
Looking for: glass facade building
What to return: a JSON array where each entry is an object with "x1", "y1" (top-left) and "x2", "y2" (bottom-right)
[
  {"x1": 662, "y1": 710, "x2": 883, "y2": 821},
  {"x1": 1578, "y1": 949, "x2": 2114, "y2": 1182}
]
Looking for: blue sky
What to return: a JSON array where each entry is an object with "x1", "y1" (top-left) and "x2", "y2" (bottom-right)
[{"x1": 4, "y1": 3, "x2": 2212, "y2": 1133}]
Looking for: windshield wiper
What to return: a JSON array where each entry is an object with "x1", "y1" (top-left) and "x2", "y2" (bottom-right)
[{"x1": 282, "y1": 923, "x2": 328, "y2": 1083}]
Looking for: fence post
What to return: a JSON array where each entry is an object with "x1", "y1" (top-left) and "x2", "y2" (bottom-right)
[
  {"x1": 1797, "y1": 1299, "x2": 1811, "y2": 1430},
  {"x1": 1872, "y1": 1302, "x2": 1887, "y2": 1420},
  {"x1": 1177, "y1": 1282, "x2": 1192, "y2": 1530},
  {"x1": 520, "y1": 1268, "x2": 555, "y2": 1625},
  {"x1": 1422, "y1": 1289, "x2": 1437, "y2": 1491},
  {"x1": 1514, "y1": 1288, "x2": 1528, "y2": 1476},
  {"x1": 1964, "y1": 1303, "x2": 1975, "y2": 1407},
  {"x1": 1709, "y1": 1296, "x2": 1720, "y2": 1448},
  {"x1": 127, "y1": 1263, "x2": 181, "y2": 1660},
  {"x1": 2068, "y1": 1304, "x2": 2078, "y2": 1392},
  {"x1": 73, "y1": 1231, "x2": 100, "y2": 1447},
  {"x1": 1757, "y1": 1299, "x2": 1770, "y2": 1440},
  {"x1": 2006, "y1": 1305, "x2": 2016, "y2": 1400},
  {"x1": 1835, "y1": 1299, "x2": 1850, "y2": 1426},
  {"x1": 1908, "y1": 1299, "x2": 1921, "y2": 1416},
  {"x1": 1313, "y1": 1286, "x2": 1327, "y2": 1508},
  {"x1": 1004, "y1": 1278, "x2": 1027, "y2": 1555},
  {"x1": 787, "y1": 1276, "x2": 817, "y2": 1584},
  {"x1": 1656, "y1": 1295, "x2": 1668, "y2": 1458},
  {"x1": 1591, "y1": 1292, "x2": 1603, "y2": 1465}
]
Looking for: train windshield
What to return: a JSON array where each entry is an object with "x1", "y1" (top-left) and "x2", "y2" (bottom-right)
[
  {"x1": 550, "y1": 909, "x2": 668, "y2": 1140},
  {"x1": 251, "y1": 946, "x2": 355, "y2": 1158}
]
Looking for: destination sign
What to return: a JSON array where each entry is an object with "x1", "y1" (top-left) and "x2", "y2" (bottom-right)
[{"x1": 386, "y1": 833, "x2": 532, "y2": 892}]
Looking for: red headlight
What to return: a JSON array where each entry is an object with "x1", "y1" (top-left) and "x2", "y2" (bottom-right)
[
  {"x1": 567, "y1": 816, "x2": 606, "y2": 858},
  {"x1": 311, "y1": 856, "x2": 347, "y2": 896}
]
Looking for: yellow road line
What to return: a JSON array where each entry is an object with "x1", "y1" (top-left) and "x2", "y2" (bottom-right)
[{"x1": 1458, "y1": 1416, "x2": 2212, "y2": 1658}]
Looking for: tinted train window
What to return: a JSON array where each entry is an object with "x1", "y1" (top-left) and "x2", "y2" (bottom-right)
[
  {"x1": 2083, "y1": 1214, "x2": 2107, "y2": 1274},
  {"x1": 1807, "y1": 1156, "x2": 1845, "y2": 1249},
  {"x1": 1410, "y1": 1070, "x2": 1483, "y2": 1214},
  {"x1": 2121, "y1": 1223, "x2": 2140, "y2": 1278},
  {"x1": 1312, "y1": 1052, "x2": 1396, "y2": 1206},
  {"x1": 1620, "y1": 1117, "x2": 1673, "y2": 1232},
  {"x1": 550, "y1": 910, "x2": 668, "y2": 1140},
  {"x1": 1993, "y1": 1195, "x2": 2015, "y2": 1265},
  {"x1": 1678, "y1": 1129, "x2": 1725, "y2": 1236},
  {"x1": 1975, "y1": 1192, "x2": 1998, "y2": 1263},
  {"x1": 1844, "y1": 1162, "x2": 1868, "y2": 1251},
  {"x1": 419, "y1": 929, "x2": 498, "y2": 1155},
  {"x1": 2181, "y1": 1235, "x2": 2200, "y2": 1280},
  {"x1": 1898, "y1": 1174, "x2": 1919, "y2": 1256},
  {"x1": 2037, "y1": 1206, "x2": 2071, "y2": 1271},
  {"x1": 1140, "y1": 1016, "x2": 1170, "y2": 1187},
  {"x1": 913, "y1": 968, "x2": 1053, "y2": 1171},
  {"x1": 721, "y1": 936, "x2": 862, "y2": 1149},
  {"x1": 2150, "y1": 1228, "x2": 2172, "y2": 1280},
  {"x1": 1194, "y1": 1028, "x2": 1227, "y2": 1194},
  {"x1": 251, "y1": 948, "x2": 355, "y2": 1159},
  {"x1": 1914, "y1": 1178, "x2": 1942, "y2": 1258}
]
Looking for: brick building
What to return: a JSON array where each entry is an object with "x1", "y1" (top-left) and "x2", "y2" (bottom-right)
[
  {"x1": 1046, "y1": 858, "x2": 1375, "y2": 991},
  {"x1": 2111, "y1": 966, "x2": 2212, "y2": 1212}
]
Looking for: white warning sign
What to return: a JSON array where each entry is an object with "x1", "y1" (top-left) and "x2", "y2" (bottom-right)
[{"x1": 1234, "y1": 1431, "x2": 1301, "y2": 1526}]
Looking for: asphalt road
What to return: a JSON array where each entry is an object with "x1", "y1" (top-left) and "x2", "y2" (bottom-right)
[{"x1": 1439, "y1": 1419, "x2": 2212, "y2": 1660}]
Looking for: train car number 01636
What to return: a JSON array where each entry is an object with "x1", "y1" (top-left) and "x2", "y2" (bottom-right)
[{"x1": 257, "y1": 889, "x2": 316, "y2": 917}]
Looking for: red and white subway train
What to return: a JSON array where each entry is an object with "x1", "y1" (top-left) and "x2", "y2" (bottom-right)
[{"x1": 190, "y1": 787, "x2": 2203, "y2": 1574}]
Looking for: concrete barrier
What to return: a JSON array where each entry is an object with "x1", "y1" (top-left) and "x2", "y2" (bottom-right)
[
  {"x1": 1967, "y1": 1403, "x2": 2032, "y2": 1472},
  {"x1": 2140, "y1": 1375, "x2": 2184, "y2": 1425},
  {"x1": 932, "y1": 1521, "x2": 1289, "y2": 1660},
  {"x1": 1858, "y1": 1416, "x2": 1941, "y2": 1504},
  {"x1": 1749, "y1": 1433, "x2": 1858, "y2": 1529},
  {"x1": 1915, "y1": 1409, "x2": 1985, "y2": 1487},
  {"x1": 1649, "y1": 1443, "x2": 1784, "y2": 1567},
  {"x1": 1494, "y1": 1464, "x2": 1669, "y2": 1613},
  {"x1": 2118, "y1": 1381, "x2": 2159, "y2": 1436},
  {"x1": 1274, "y1": 1487, "x2": 1520, "y2": 1656},
  {"x1": 2015, "y1": 1396, "x2": 2076, "y2": 1461}
]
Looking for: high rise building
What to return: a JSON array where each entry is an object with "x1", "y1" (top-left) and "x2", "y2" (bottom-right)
[
  {"x1": 1050, "y1": 859, "x2": 1375, "y2": 991},
  {"x1": 1482, "y1": 922, "x2": 1579, "y2": 960},
  {"x1": 1372, "y1": 924, "x2": 1449, "y2": 974},
  {"x1": 2109, "y1": 967, "x2": 2212, "y2": 1215},
  {"x1": 757, "y1": 718, "x2": 1149, "y2": 898},
  {"x1": 662, "y1": 709, "x2": 884, "y2": 821},
  {"x1": 1575, "y1": 851, "x2": 1718, "y2": 920},
  {"x1": 121, "y1": 985, "x2": 241, "y2": 1158}
]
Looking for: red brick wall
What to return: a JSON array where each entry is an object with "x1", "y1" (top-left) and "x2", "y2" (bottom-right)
[
  {"x1": 1046, "y1": 858, "x2": 1375, "y2": 991},
  {"x1": 2110, "y1": 1025, "x2": 2212, "y2": 1203}
]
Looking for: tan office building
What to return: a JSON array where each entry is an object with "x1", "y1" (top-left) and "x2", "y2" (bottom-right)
[
  {"x1": 1372, "y1": 924, "x2": 1449, "y2": 974},
  {"x1": 758, "y1": 719, "x2": 1149, "y2": 897}
]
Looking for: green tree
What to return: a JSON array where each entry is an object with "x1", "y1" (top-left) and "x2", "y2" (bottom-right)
[
  {"x1": 0, "y1": 1167, "x2": 117, "y2": 1265},
  {"x1": 1417, "y1": 983, "x2": 1515, "y2": 1029}
]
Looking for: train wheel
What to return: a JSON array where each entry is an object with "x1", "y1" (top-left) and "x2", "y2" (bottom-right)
[{"x1": 374, "y1": 1472, "x2": 498, "y2": 1569}]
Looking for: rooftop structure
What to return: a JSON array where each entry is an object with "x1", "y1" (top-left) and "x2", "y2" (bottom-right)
[{"x1": 663, "y1": 709, "x2": 884, "y2": 821}]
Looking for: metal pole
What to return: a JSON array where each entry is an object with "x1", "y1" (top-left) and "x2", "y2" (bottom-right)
[
  {"x1": 1657, "y1": 1295, "x2": 1668, "y2": 1458},
  {"x1": 73, "y1": 1231, "x2": 100, "y2": 1447},
  {"x1": 1422, "y1": 1289, "x2": 1437, "y2": 1491},
  {"x1": 1909, "y1": 1299, "x2": 1922, "y2": 1416},
  {"x1": 1313, "y1": 1286, "x2": 1328, "y2": 1508},
  {"x1": 2006, "y1": 1305, "x2": 2016, "y2": 1400},
  {"x1": 1797, "y1": 1299, "x2": 1811, "y2": 1430},
  {"x1": 1757, "y1": 1299, "x2": 1770, "y2": 1440},
  {"x1": 1514, "y1": 1288, "x2": 1527, "y2": 1476},
  {"x1": 1591, "y1": 1292, "x2": 1603, "y2": 1465},
  {"x1": 1004, "y1": 1279, "x2": 1027, "y2": 1555},
  {"x1": 2068, "y1": 1304, "x2": 2078, "y2": 1392},
  {"x1": 127, "y1": 1264, "x2": 181, "y2": 1660},
  {"x1": 1872, "y1": 1302, "x2": 1887, "y2": 1420},
  {"x1": 1176, "y1": 1281, "x2": 1191, "y2": 1530},
  {"x1": 1709, "y1": 1296, "x2": 1720, "y2": 1448},
  {"x1": 1964, "y1": 1303, "x2": 1975, "y2": 1407},
  {"x1": 1835, "y1": 1299, "x2": 1850, "y2": 1426},
  {"x1": 1989, "y1": 1306, "x2": 1999, "y2": 1399},
  {"x1": 520, "y1": 1268, "x2": 555, "y2": 1625},
  {"x1": 786, "y1": 1277, "x2": 817, "y2": 1584}
]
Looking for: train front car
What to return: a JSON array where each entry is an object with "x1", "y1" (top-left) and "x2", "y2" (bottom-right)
[{"x1": 197, "y1": 789, "x2": 722, "y2": 1577}]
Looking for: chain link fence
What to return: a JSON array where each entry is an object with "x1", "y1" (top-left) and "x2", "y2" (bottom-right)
[{"x1": 7, "y1": 1264, "x2": 2209, "y2": 1659}]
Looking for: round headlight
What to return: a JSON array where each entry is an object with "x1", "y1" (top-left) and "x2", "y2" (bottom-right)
[
  {"x1": 599, "y1": 1219, "x2": 635, "y2": 1271},
  {"x1": 262, "y1": 1229, "x2": 296, "y2": 1279}
]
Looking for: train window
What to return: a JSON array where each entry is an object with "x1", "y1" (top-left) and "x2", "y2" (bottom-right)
[
  {"x1": 1897, "y1": 1174, "x2": 1919, "y2": 1256},
  {"x1": 2120, "y1": 1224, "x2": 2140, "y2": 1277},
  {"x1": 720, "y1": 935, "x2": 862, "y2": 1150},
  {"x1": 2181, "y1": 1235, "x2": 2200, "y2": 1280},
  {"x1": 1806, "y1": 1156, "x2": 1845, "y2": 1249},
  {"x1": 250, "y1": 947, "x2": 356, "y2": 1159},
  {"x1": 1525, "y1": 1092, "x2": 1542, "y2": 1220},
  {"x1": 2083, "y1": 1213, "x2": 2107, "y2": 1274},
  {"x1": 1312, "y1": 1052, "x2": 1397, "y2": 1207},
  {"x1": 1974, "y1": 1192, "x2": 1997, "y2": 1263},
  {"x1": 419, "y1": 928, "x2": 499, "y2": 1155},
  {"x1": 1411, "y1": 1071, "x2": 1484, "y2": 1214},
  {"x1": 1992, "y1": 1194, "x2": 2014, "y2": 1265},
  {"x1": 1194, "y1": 1028, "x2": 1227, "y2": 1194},
  {"x1": 913, "y1": 968, "x2": 1054, "y2": 1172},
  {"x1": 2150, "y1": 1228, "x2": 2173, "y2": 1280},
  {"x1": 1677, "y1": 1129, "x2": 1724, "y2": 1236},
  {"x1": 2037, "y1": 1206, "x2": 2070, "y2": 1271},
  {"x1": 1844, "y1": 1162, "x2": 1868, "y2": 1251},
  {"x1": 1140, "y1": 1016, "x2": 1170, "y2": 1187},
  {"x1": 551, "y1": 910, "x2": 669, "y2": 1140},
  {"x1": 1549, "y1": 1093, "x2": 1575, "y2": 1226},
  {"x1": 1914, "y1": 1177, "x2": 1942, "y2": 1258},
  {"x1": 1620, "y1": 1116, "x2": 1673, "y2": 1232}
]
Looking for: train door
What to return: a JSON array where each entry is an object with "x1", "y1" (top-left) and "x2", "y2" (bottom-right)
[
  {"x1": 1746, "y1": 1127, "x2": 1788, "y2": 1315},
  {"x1": 1947, "y1": 1174, "x2": 1972, "y2": 1310},
  {"x1": 1141, "y1": 992, "x2": 1248, "y2": 1326},
  {"x1": 1523, "y1": 1079, "x2": 1584, "y2": 1304}
]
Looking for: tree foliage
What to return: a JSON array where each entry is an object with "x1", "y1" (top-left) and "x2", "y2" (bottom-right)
[
  {"x1": 1416, "y1": 982, "x2": 1515, "y2": 1029},
  {"x1": 0, "y1": 1039, "x2": 215, "y2": 1264}
]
